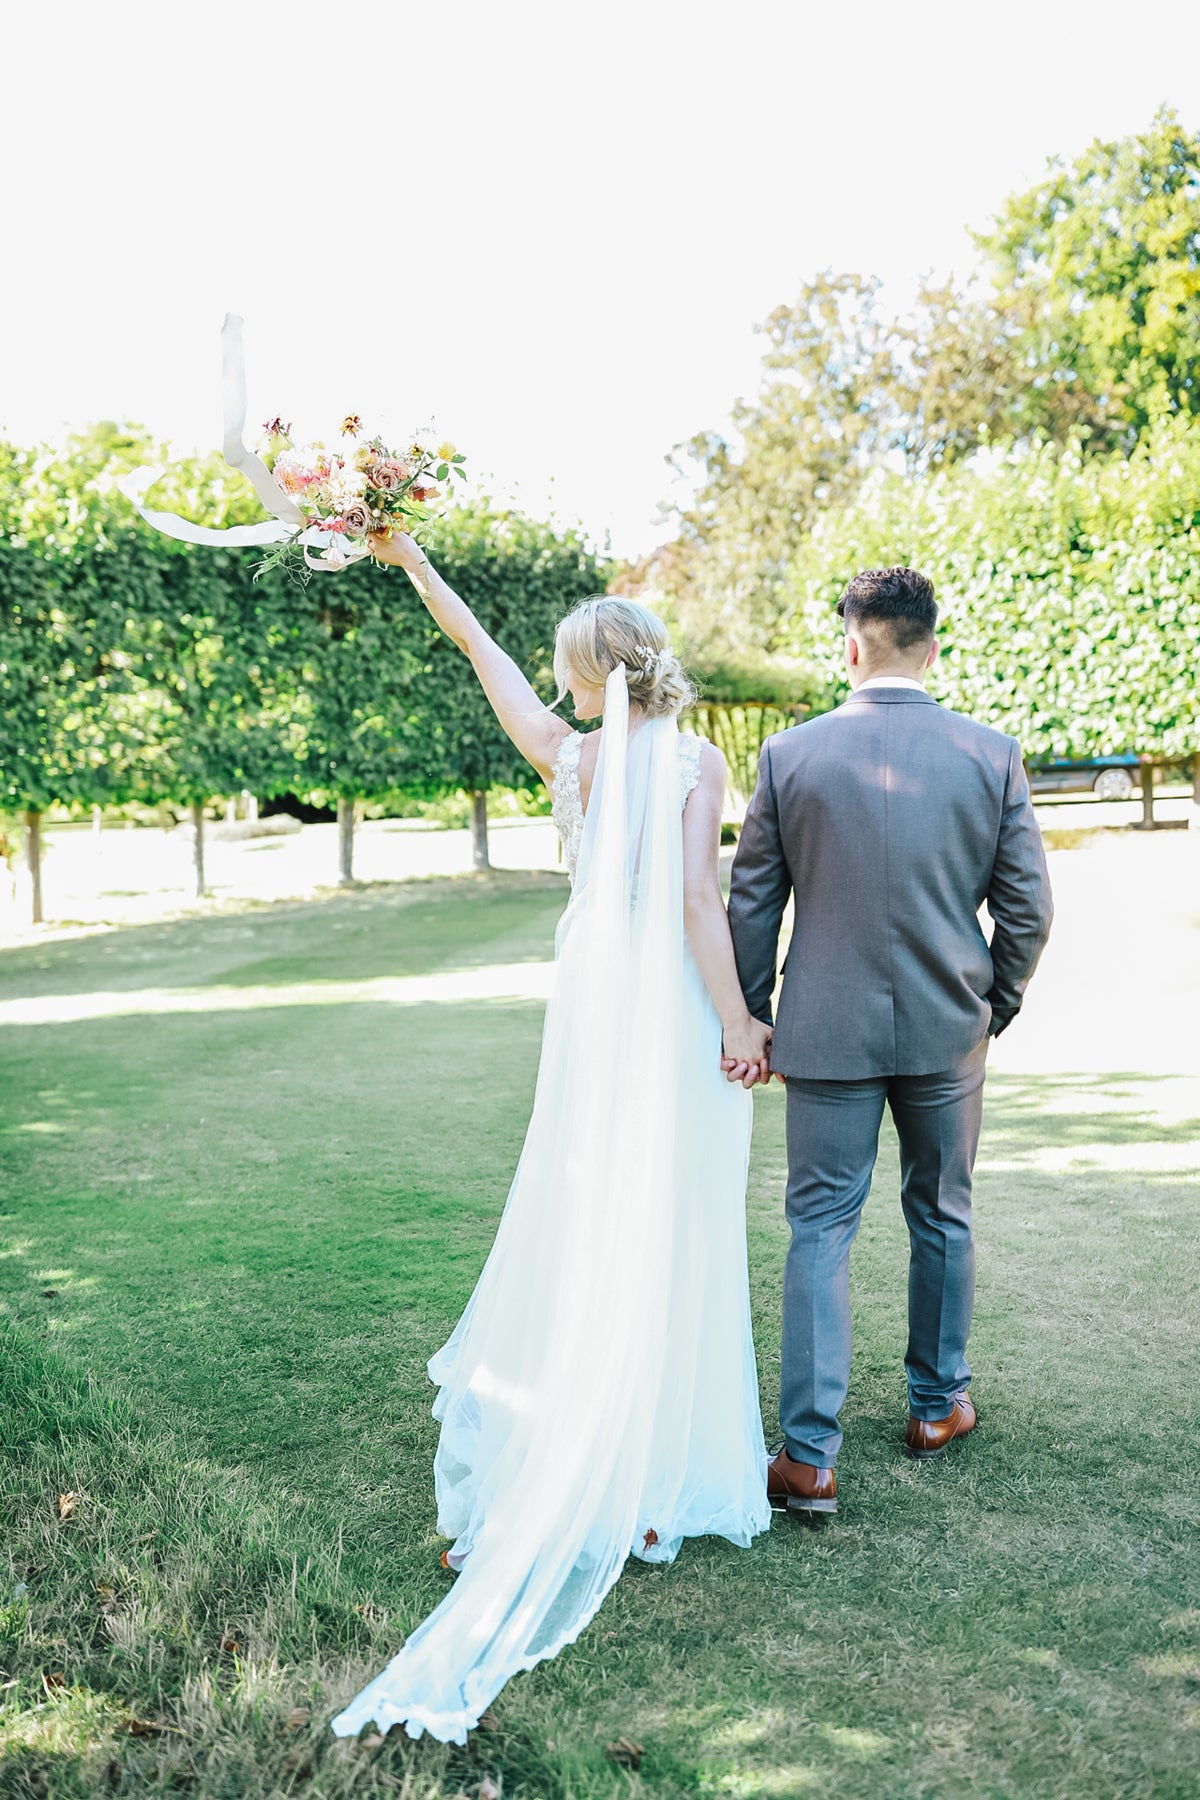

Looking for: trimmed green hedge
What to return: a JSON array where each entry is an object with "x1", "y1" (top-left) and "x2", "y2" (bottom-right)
[{"x1": 781, "y1": 417, "x2": 1200, "y2": 758}]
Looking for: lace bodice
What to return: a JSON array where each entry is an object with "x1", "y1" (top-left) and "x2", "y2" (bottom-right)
[{"x1": 551, "y1": 728, "x2": 703, "y2": 884}]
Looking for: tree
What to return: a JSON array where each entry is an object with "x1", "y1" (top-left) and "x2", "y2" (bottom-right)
[
  {"x1": 277, "y1": 560, "x2": 425, "y2": 884},
  {"x1": 892, "y1": 278, "x2": 1025, "y2": 469},
  {"x1": 0, "y1": 434, "x2": 158, "y2": 920},
  {"x1": 977, "y1": 107, "x2": 1200, "y2": 452},
  {"x1": 124, "y1": 538, "x2": 307, "y2": 897},
  {"x1": 0, "y1": 545, "x2": 83, "y2": 923},
  {"x1": 664, "y1": 275, "x2": 908, "y2": 658}
]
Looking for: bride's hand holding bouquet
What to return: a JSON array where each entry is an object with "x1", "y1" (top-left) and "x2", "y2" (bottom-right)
[{"x1": 368, "y1": 526, "x2": 430, "y2": 575}]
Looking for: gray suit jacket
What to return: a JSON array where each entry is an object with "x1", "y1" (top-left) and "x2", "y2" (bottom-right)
[{"x1": 727, "y1": 687, "x2": 1054, "y2": 1079}]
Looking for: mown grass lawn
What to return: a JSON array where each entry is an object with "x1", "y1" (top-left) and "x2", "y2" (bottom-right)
[{"x1": 2, "y1": 873, "x2": 1199, "y2": 1799}]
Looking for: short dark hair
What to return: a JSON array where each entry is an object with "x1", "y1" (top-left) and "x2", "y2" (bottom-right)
[{"x1": 836, "y1": 567, "x2": 938, "y2": 653}]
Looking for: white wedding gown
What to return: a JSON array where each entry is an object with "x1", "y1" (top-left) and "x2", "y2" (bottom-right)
[{"x1": 329, "y1": 665, "x2": 770, "y2": 1745}]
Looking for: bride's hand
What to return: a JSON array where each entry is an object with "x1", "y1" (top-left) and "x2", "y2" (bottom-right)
[
  {"x1": 368, "y1": 528, "x2": 429, "y2": 575},
  {"x1": 721, "y1": 1017, "x2": 773, "y2": 1088}
]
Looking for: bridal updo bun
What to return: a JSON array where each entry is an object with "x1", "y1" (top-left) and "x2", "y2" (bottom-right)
[{"x1": 554, "y1": 597, "x2": 697, "y2": 718}]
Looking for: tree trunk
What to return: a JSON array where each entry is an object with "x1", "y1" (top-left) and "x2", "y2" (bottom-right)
[
  {"x1": 191, "y1": 801, "x2": 207, "y2": 899},
  {"x1": 223, "y1": 796, "x2": 238, "y2": 825},
  {"x1": 91, "y1": 804, "x2": 103, "y2": 837},
  {"x1": 337, "y1": 796, "x2": 356, "y2": 884},
  {"x1": 243, "y1": 790, "x2": 259, "y2": 823},
  {"x1": 470, "y1": 790, "x2": 490, "y2": 871},
  {"x1": 1138, "y1": 763, "x2": 1156, "y2": 830},
  {"x1": 25, "y1": 809, "x2": 43, "y2": 925}
]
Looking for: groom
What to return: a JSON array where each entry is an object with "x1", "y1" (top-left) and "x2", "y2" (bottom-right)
[{"x1": 726, "y1": 567, "x2": 1053, "y2": 1516}]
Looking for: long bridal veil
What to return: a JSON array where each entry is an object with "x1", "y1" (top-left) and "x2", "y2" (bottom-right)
[{"x1": 330, "y1": 665, "x2": 769, "y2": 1746}]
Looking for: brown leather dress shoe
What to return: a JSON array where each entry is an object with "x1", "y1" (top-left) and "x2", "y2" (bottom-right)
[
  {"x1": 767, "y1": 1448, "x2": 837, "y2": 1515},
  {"x1": 904, "y1": 1393, "x2": 977, "y2": 1461}
]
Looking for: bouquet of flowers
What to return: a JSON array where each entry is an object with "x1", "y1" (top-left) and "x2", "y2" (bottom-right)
[
  {"x1": 257, "y1": 415, "x2": 467, "y2": 576},
  {"x1": 119, "y1": 314, "x2": 467, "y2": 579}
]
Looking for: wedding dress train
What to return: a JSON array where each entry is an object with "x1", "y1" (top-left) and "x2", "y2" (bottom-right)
[{"x1": 330, "y1": 665, "x2": 770, "y2": 1745}]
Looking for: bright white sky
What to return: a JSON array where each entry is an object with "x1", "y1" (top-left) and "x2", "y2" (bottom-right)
[{"x1": 6, "y1": 0, "x2": 1199, "y2": 557}]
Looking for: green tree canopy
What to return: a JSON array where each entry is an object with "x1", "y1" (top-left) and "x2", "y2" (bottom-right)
[{"x1": 978, "y1": 106, "x2": 1200, "y2": 450}]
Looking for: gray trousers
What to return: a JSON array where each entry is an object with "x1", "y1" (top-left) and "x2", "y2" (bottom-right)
[{"x1": 781, "y1": 1038, "x2": 988, "y2": 1467}]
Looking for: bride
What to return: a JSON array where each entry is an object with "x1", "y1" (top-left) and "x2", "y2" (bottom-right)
[{"x1": 329, "y1": 531, "x2": 774, "y2": 1746}]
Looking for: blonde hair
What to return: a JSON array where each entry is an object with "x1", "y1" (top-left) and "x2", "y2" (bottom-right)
[{"x1": 553, "y1": 597, "x2": 697, "y2": 719}]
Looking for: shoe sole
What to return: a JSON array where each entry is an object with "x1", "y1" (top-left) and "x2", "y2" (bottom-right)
[{"x1": 769, "y1": 1494, "x2": 838, "y2": 1515}]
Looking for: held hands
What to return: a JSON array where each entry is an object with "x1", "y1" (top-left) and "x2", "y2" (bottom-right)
[{"x1": 721, "y1": 1016, "x2": 776, "y2": 1089}]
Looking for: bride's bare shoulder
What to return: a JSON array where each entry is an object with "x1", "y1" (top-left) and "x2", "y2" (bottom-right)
[{"x1": 694, "y1": 737, "x2": 727, "y2": 786}]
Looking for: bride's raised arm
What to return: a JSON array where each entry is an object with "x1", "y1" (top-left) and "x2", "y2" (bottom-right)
[{"x1": 369, "y1": 529, "x2": 571, "y2": 785}]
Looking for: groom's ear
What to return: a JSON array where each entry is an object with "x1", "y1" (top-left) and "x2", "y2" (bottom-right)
[{"x1": 925, "y1": 637, "x2": 941, "y2": 670}]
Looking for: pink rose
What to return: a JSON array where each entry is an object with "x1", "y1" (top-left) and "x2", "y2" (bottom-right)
[
  {"x1": 366, "y1": 460, "x2": 408, "y2": 492},
  {"x1": 341, "y1": 501, "x2": 373, "y2": 537}
]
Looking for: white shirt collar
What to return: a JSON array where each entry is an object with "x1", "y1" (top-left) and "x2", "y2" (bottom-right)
[{"x1": 856, "y1": 675, "x2": 927, "y2": 691}]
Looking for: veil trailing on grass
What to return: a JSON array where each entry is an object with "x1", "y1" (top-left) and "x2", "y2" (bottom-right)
[{"x1": 330, "y1": 664, "x2": 769, "y2": 1745}]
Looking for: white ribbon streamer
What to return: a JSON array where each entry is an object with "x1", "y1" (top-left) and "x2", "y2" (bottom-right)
[{"x1": 118, "y1": 314, "x2": 366, "y2": 571}]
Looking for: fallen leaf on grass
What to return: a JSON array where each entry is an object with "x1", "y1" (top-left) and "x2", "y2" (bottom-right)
[
  {"x1": 359, "y1": 1732, "x2": 385, "y2": 1751},
  {"x1": 123, "y1": 1716, "x2": 166, "y2": 1737},
  {"x1": 42, "y1": 1671, "x2": 66, "y2": 1691},
  {"x1": 478, "y1": 1710, "x2": 500, "y2": 1732},
  {"x1": 607, "y1": 1737, "x2": 644, "y2": 1770},
  {"x1": 42, "y1": 1288, "x2": 57, "y2": 1299},
  {"x1": 286, "y1": 1706, "x2": 311, "y2": 1729},
  {"x1": 57, "y1": 1492, "x2": 76, "y2": 1521},
  {"x1": 219, "y1": 1635, "x2": 240, "y2": 1654}
]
